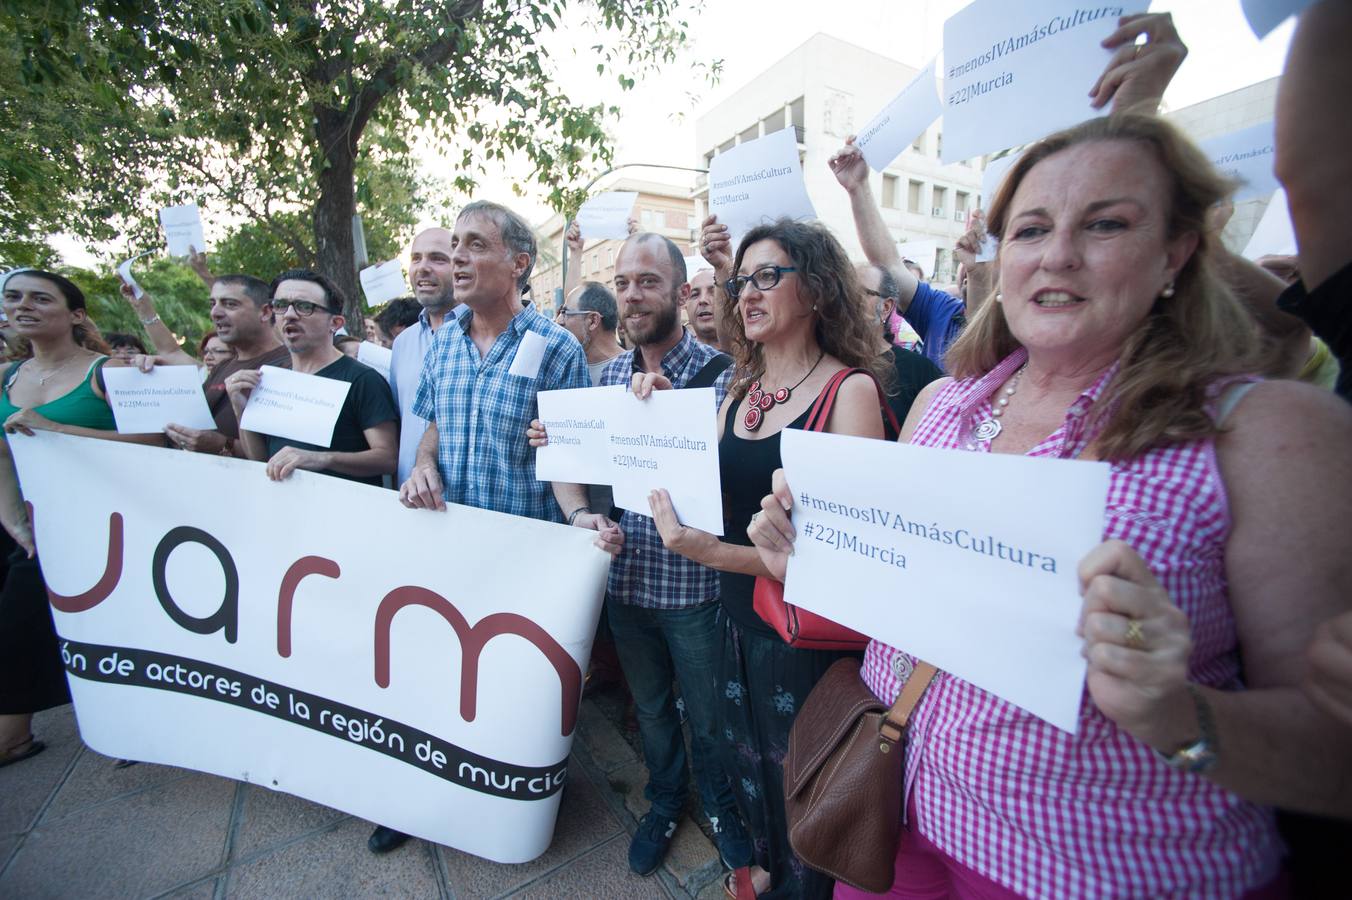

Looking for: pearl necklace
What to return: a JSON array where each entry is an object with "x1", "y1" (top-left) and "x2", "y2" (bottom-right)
[{"x1": 972, "y1": 364, "x2": 1026, "y2": 442}]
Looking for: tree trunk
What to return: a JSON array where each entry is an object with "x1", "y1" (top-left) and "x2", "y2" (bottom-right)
[{"x1": 312, "y1": 122, "x2": 363, "y2": 329}]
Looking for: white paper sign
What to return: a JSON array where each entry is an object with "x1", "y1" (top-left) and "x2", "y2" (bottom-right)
[
  {"x1": 1243, "y1": 188, "x2": 1297, "y2": 260},
  {"x1": 359, "y1": 259, "x2": 408, "y2": 307},
  {"x1": 941, "y1": 0, "x2": 1148, "y2": 164},
  {"x1": 1242, "y1": 0, "x2": 1316, "y2": 39},
  {"x1": 9, "y1": 430, "x2": 609, "y2": 863},
  {"x1": 115, "y1": 256, "x2": 147, "y2": 300},
  {"x1": 683, "y1": 255, "x2": 713, "y2": 277},
  {"x1": 856, "y1": 58, "x2": 944, "y2": 172},
  {"x1": 535, "y1": 385, "x2": 627, "y2": 485},
  {"x1": 1199, "y1": 120, "x2": 1279, "y2": 203},
  {"x1": 576, "y1": 192, "x2": 639, "y2": 241},
  {"x1": 708, "y1": 128, "x2": 817, "y2": 247},
  {"x1": 535, "y1": 385, "x2": 724, "y2": 535},
  {"x1": 239, "y1": 365, "x2": 351, "y2": 447},
  {"x1": 897, "y1": 240, "x2": 939, "y2": 275},
  {"x1": 356, "y1": 341, "x2": 392, "y2": 380},
  {"x1": 780, "y1": 429, "x2": 1111, "y2": 732},
  {"x1": 609, "y1": 389, "x2": 724, "y2": 536},
  {"x1": 980, "y1": 152, "x2": 1019, "y2": 209},
  {"x1": 508, "y1": 330, "x2": 549, "y2": 379},
  {"x1": 102, "y1": 365, "x2": 216, "y2": 434},
  {"x1": 158, "y1": 203, "x2": 207, "y2": 257}
]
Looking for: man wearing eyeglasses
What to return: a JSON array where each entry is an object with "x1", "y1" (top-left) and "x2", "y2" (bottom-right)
[
  {"x1": 224, "y1": 269, "x2": 398, "y2": 484},
  {"x1": 556, "y1": 281, "x2": 624, "y2": 386}
]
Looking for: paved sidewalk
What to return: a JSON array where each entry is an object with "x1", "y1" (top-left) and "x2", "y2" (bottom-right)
[{"x1": 0, "y1": 701, "x2": 726, "y2": 899}]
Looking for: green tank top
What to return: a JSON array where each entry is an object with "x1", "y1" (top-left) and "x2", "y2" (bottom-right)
[{"x1": 0, "y1": 356, "x2": 116, "y2": 432}]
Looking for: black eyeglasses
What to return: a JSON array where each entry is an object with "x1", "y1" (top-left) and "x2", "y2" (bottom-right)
[
  {"x1": 725, "y1": 265, "x2": 797, "y2": 300},
  {"x1": 269, "y1": 298, "x2": 337, "y2": 317}
]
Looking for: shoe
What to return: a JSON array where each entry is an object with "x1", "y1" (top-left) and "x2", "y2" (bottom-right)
[
  {"x1": 367, "y1": 825, "x2": 411, "y2": 854},
  {"x1": 708, "y1": 809, "x2": 752, "y2": 869},
  {"x1": 0, "y1": 737, "x2": 44, "y2": 769},
  {"x1": 628, "y1": 811, "x2": 678, "y2": 876}
]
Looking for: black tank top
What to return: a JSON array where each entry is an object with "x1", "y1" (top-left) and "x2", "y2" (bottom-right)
[{"x1": 718, "y1": 395, "x2": 813, "y2": 635}]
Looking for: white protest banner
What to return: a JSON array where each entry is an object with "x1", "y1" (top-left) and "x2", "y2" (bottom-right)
[
  {"x1": 683, "y1": 255, "x2": 713, "y2": 277},
  {"x1": 1199, "y1": 120, "x2": 1278, "y2": 203},
  {"x1": 1243, "y1": 188, "x2": 1297, "y2": 260},
  {"x1": 708, "y1": 128, "x2": 817, "y2": 247},
  {"x1": 158, "y1": 203, "x2": 207, "y2": 257},
  {"x1": 115, "y1": 253, "x2": 151, "y2": 300},
  {"x1": 11, "y1": 431, "x2": 609, "y2": 863},
  {"x1": 779, "y1": 429, "x2": 1110, "y2": 732},
  {"x1": 1242, "y1": 0, "x2": 1316, "y2": 39},
  {"x1": 576, "y1": 192, "x2": 639, "y2": 241},
  {"x1": 609, "y1": 388, "x2": 724, "y2": 536},
  {"x1": 356, "y1": 341, "x2": 392, "y2": 380},
  {"x1": 897, "y1": 240, "x2": 939, "y2": 276},
  {"x1": 359, "y1": 259, "x2": 408, "y2": 307},
  {"x1": 239, "y1": 365, "x2": 351, "y2": 447},
  {"x1": 940, "y1": 0, "x2": 1148, "y2": 164},
  {"x1": 856, "y1": 58, "x2": 943, "y2": 172},
  {"x1": 535, "y1": 385, "x2": 626, "y2": 485},
  {"x1": 102, "y1": 365, "x2": 215, "y2": 434}
]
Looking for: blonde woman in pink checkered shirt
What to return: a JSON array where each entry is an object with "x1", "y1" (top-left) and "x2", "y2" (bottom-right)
[{"x1": 747, "y1": 107, "x2": 1352, "y2": 898}]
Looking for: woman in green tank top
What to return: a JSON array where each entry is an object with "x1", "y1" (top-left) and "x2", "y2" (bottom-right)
[{"x1": 0, "y1": 270, "x2": 164, "y2": 769}]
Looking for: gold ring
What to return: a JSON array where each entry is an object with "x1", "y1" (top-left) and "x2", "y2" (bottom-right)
[{"x1": 1124, "y1": 618, "x2": 1145, "y2": 650}]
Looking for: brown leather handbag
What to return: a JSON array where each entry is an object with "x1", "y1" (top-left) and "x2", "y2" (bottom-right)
[
  {"x1": 784, "y1": 656, "x2": 937, "y2": 892},
  {"x1": 751, "y1": 368, "x2": 901, "y2": 651}
]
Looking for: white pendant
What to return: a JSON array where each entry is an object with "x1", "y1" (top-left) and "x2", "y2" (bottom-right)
[{"x1": 973, "y1": 419, "x2": 1002, "y2": 442}]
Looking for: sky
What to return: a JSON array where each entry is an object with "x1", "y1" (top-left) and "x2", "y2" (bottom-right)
[{"x1": 51, "y1": 0, "x2": 1297, "y2": 269}]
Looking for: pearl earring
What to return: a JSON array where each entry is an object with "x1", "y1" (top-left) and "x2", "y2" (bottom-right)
[
  {"x1": 1161, "y1": 282, "x2": 1176, "y2": 299},
  {"x1": 995, "y1": 291, "x2": 1003, "y2": 302}
]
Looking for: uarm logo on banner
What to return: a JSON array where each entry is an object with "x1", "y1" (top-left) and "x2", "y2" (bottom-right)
[
  {"x1": 373, "y1": 586, "x2": 583, "y2": 737},
  {"x1": 35, "y1": 504, "x2": 124, "y2": 614}
]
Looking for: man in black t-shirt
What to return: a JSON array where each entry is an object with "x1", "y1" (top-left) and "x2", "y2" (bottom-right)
[
  {"x1": 225, "y1": 269, "x2": 398, "y2": 485},
  {"x1": 859, "y1": 263, "x2": 943, "y2": 430}
]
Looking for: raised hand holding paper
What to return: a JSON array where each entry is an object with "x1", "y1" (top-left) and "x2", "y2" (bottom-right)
[
  {"x1": 779, "y1": 429, "x2": 1110, "y2": 732},
  {"x1": 159, "y1": 203, "x2": 207, "y2": 257},
  {"x1": 941, "y1": 0, "x2": 1148, "y2": 164},
  {"x1": 708, "y1": 128, "x2": 816, "y2": 246},
  {"x1": 115, "y1": 256, "x2": 147, "y2": 300},
  {"x1": 576, "y1": 192, "x2": 639, "y2": 241},
  {"x1": 238, "y1": 365, "x2": 352, "y2": 447},
  {"x1": 1199, "y1": 120, "x2": 1278, "y2": 203},
  {"x1": 855, "y1": 58, "x2": 943, "y2": 172},
  {"x1": 359, "y1": 259, "x2": 408, "y2": 307},
  {"x1": 103, "y1": 365, "x2": 215, "y2": 434}
]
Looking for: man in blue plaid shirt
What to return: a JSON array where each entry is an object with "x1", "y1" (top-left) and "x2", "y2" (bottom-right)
[{"x1": 536, "y1": 232, "x2": 750, "y2": 877}]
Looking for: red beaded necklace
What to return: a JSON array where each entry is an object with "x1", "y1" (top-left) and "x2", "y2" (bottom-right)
[{"x1": 742, "y1": 350, "x2": 825, "y2": 431}]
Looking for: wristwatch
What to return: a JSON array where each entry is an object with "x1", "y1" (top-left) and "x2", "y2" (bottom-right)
[{"x1": 1155, "y1": 685, "x2": 1218, "y2": 773}]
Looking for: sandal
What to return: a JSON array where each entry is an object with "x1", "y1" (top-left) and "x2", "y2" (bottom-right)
[
  {"x1": 723, "y1": 866, "x2": 770, "y2": 900},
  {"x1": 0, "y1": 736, "x2": 46, "y2": 769}
]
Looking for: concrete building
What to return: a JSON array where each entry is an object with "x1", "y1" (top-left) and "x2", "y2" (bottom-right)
[
  {"x1": 692, "y1": 33, "x2": 986, "y2": 285},
  {"x1": 532, "y1": 176, "x2": 699, "y2": 315}
]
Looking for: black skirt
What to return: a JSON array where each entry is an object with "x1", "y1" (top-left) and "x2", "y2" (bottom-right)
[{"x1": 0, "y1": 547, "x2": 72, "y2": 715}]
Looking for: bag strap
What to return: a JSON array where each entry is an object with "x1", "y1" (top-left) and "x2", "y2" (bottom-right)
[
  {"x1": 878, "y1": 661, "x2": 937, "y2": 743},
  {"x1": 684, "y1": 352, "x2": 732, "y2": 390},
  {"x1": 803, "y1": 367, "x2": 902, "y2": 436}
]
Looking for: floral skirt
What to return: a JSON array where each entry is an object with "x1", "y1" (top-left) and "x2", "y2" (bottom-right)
[{"x1": 718, "y1": 613, "x2": 859, "y2": 899}]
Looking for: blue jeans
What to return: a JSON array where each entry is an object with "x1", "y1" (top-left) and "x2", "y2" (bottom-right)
[{"x1": 606, "y1": 595, "x2": 734, "y2": 819}]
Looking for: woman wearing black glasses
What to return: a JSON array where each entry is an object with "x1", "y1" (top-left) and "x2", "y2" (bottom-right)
[{"x1": 644, "y1": 216, "x2": 892, "y2": 899}]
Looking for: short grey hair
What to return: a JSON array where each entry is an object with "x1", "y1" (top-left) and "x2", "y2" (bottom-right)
[
  {"x1": 576, "y1": 281, "x2": 618, "y2": 331},
  {"x1": 458, "y1": 200, "x2": 538, "y2": 290}
]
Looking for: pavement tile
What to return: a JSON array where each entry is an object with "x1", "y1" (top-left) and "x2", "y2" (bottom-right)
[
  {"x1": 440, "y1": 762, "x2": 624, "y2": 899},
  {"x1": 230, "y1": 783, "x2": 349, "y2": 861},
  {"x1": 605, "y1": 760, "x2": 651, "y2": 822},
  {"x1": 509, "y1": 835, "x2": 671, "y2": 899},
  {"x1": 157, "y1": 875, "x2": 220, "y2": 898},
  {"x1": 0, "y1": 771, "x2": 234, "y2": 900},
  {"x1": 0, "y1": 833, "x2": 19, "y2": 874},
  {"x1": 223, "y1": 816, "x2": 441, "y2": 899},
  {"x1": 42, "y1": 750, "x2": 189, "y2": 822},
  {"x1": 0, "y1": 705, "x2": 82, "y2": 835},
  {"x1": 694, "y1": 876, "x2": 729, "y2": 900},
  {"x1": 576, "y1": 700, "x2": 639, "y2": 775},
  {"x1": 661, "y1": 817, "x2": 720, "y2": 889}
]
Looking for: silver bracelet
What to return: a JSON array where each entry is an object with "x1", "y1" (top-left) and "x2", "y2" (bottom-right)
[
  {"x1": 139, "y1": 314, "x2": 161, "y2": 326},
  {"x1": 567, "y1": 506, "x2": 591, "y2": 526}
]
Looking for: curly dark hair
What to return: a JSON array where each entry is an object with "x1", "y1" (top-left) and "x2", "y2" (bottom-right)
[{"x1": 718, "y1": 219, "x2": 892, "y2": 400}]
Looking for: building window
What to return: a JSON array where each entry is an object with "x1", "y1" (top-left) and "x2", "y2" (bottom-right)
[
  {"x1": 718, "y1": 137, "x2": 735, "y2": 154},
  {"x1": 935, "y1": 133, "x2": 943, "y2": 159},
  {"x1": 641, "y1": 209, "x2": 654, "y2": 229},
  {"x1": 956, "y1": 191, "x2": 970, "y2": 218},
  {"x1": 789, "y1": 97, "x2": 805, "y2": 141},
  {"x1": 907, "y1": 180, "x2": 923, "y2": 214},
  {"x1": 762, "y1": 108, "x2": 785, "y2": 134},
  {"x1": 606, "y1": 248, "x2": 615, "y2": 266},
  {"x1": 665, "y1": 210, "x2": 686, "y2": 230},
  {"x1": 705, "y1": 151, "x2": 716, "y2": 168},
  {"x1": 739, "y1": 123, "x2": 759, "y2": 144},
  {"x1": 882, "y1": 174, "x2": 900, "y2": 209},
  {"x1": 592, "y1": 252, "x2": 600, "y2": 273},
  {"x1": 911, "y1": 132, "x2": 924, "y2": 154},
  {"x1": 932, "y1": 186, "x2": 948, "y2": 217}
]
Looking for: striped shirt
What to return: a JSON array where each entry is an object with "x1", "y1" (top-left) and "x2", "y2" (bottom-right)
[
  {"x1": 412, "y1": 305, "x2": 589, "y2": 522},
  {"x1": 861, "y1": 349, "x2": 1282, "y2": 898},
  {"x1": 601, "y1": 331, "x2": 732, "y2": 609}
]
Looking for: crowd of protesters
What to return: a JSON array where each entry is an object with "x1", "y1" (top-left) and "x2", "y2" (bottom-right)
[{"x1": 2, "y1": 7, "x2": 1352, "y2": 899}]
